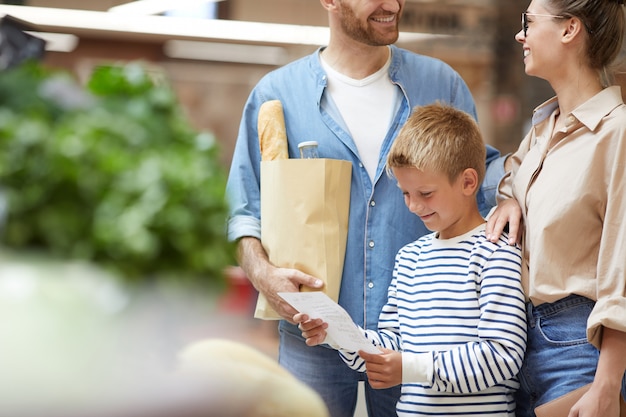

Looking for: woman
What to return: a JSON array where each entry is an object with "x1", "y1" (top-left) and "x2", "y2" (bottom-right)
[{"x1": 486, "y1": 0, "x2": 626, "y2": 416}]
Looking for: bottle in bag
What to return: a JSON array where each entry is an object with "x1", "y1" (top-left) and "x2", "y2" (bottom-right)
[{"x1": 298, "y1": 141, "x2": 319, "y2": 159}]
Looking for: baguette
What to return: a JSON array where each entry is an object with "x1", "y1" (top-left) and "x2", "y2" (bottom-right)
[{"x1": 258, "y1": 100, "x2": 289, "y2": 161}]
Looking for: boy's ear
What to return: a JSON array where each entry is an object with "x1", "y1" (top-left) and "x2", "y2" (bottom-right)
[{"x1": 461, "y1": 168, "x2": 479, "y2": 196}]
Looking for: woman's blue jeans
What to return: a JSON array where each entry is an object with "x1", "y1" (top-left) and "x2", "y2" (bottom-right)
[{"x1": 515, "y1": 295, "x2": 626, "y2": 417}]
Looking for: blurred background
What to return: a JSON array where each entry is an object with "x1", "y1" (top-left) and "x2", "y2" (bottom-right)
[
  {"x1": 0, "y1": 1, "x2": 624, "y2": 416},
  {"x1": 7, "y1": 0, "x2": 626, "y2": 161}
]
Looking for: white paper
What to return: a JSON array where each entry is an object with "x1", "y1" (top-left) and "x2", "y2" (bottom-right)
[{"x1": 278, "y1": 291, "x2": 381, "y2": 354}]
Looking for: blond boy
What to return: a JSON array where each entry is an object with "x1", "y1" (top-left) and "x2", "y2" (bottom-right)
[{"x1": 296, "y1": 103, "x2": 527, "y2": 417}]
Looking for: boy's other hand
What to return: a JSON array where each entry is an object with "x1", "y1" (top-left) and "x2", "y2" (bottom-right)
[{"x1": 360, "y1": 348, "x2": 402, "y2": 389}]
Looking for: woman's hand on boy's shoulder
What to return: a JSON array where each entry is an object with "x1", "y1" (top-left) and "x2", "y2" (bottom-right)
[{"x1": 486, "y1": 198, "x2": 523, "y2": 245}]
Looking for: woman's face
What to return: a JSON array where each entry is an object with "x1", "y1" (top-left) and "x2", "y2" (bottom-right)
[{"x1": 515, "y1": 0, "x2": 567, "y2": 80}]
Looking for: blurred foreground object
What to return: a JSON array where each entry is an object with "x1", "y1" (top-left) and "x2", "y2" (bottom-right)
[
  {"x1": 0, "y1": 61, "x2": 235, "y2": 287},
  {"x1": 0, "y1": 15, "x2": 45, "y2": 70},
  {"x1": 0, "y1": 251, "x2": 261, "y2": 417},
  {"x1": 178, "y1": 339, "x2": 330, "y2": 417},
  {"x1": 0, "y1": 252, "x2": 326, "y2": 417}
]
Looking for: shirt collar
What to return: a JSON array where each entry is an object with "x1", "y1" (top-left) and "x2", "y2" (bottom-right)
[{"x1": 531, "y1": 86, "x2": 624, "y2": 131}]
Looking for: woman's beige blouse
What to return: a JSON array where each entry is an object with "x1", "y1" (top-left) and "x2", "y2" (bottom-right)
[{"x1": 499, "y1": 86, "x2": 626, "y2": 348}]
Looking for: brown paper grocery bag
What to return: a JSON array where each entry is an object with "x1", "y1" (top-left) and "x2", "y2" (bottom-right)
[{"x1": 254, "y1": 158, "x2": 352, "y2": 320}]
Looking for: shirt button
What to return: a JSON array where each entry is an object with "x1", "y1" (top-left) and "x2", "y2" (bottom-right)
[
  {"x1": 370, "y1": 200, "x2": 376, "y2": 207},
  {"x1": 368, "y1": 240, "x2": 375, "y2": 248},
  {"x1": 567, "y1": 115, "x2": 576, "y2": 124},
  {"x1": 368, "y1": 282, "x2": 374, "y2": 289}
]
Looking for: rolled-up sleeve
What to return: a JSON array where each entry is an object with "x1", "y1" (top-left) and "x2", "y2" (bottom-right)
[
  {"x1": 225, "y1": 93, "x2": 264, "y2": 242},
  {"x1": 479, "y1": 149, "x2": 506, "y2": 214},
  {"x1": 587, "y1": 123, "x2": 626, "y2": 348}
]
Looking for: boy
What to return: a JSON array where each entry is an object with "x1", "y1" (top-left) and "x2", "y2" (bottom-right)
[{"x1": 295, "y1": 103, "x2": 527, "y2": 417}]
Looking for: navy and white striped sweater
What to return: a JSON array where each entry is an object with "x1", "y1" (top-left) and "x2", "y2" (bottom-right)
[{"x1": 339, "y1": 225, "x2": 527, "y2": 417}]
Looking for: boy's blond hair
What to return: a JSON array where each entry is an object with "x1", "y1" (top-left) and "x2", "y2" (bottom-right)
[{"x1": 386, "y1": 102, "x2": 486, "y2": 189}]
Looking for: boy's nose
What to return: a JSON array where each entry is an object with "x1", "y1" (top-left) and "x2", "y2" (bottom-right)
[{"x1": 408, "y1": 199, "x2": 424, "y2": 214}]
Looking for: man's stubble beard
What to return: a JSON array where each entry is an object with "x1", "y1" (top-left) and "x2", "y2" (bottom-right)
[{"x1": 337, "y1": 1, "x2": 401, "y2": 46}]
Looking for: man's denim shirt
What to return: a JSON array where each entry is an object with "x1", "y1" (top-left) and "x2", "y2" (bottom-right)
[{"x1": 226, "y1": 45, "x2": 505, "y2": 334}]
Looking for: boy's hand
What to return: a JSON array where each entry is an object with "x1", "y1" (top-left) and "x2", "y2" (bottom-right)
[
  {"x1": 360, "y1": 348, "x2": 402, "y2": 389},
  {"x1": 294, "y1": 313, "x2": 328, "y2": 346}
]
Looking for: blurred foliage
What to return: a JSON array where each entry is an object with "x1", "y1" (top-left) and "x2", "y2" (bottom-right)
[{"x1": 0, "y1": 60, "x2": 236, "y2": 287}]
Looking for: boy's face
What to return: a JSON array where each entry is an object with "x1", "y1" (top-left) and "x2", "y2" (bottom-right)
[{"x1": 392, "y1": 166, "x2": 472, "y2": 239}]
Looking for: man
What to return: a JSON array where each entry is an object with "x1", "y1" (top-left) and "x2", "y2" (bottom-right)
[{"x1": 226, "y1": 1, "x2": 506, "y2": 416}]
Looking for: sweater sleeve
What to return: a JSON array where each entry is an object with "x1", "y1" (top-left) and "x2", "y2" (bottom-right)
[{"x1": 402, "y1": 243, "x2": 527, "y2": 393}]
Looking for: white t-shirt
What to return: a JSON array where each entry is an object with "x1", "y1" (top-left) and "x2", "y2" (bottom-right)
[{"x1": 321, "y1": 50, "x2": 397, "y2": 181}]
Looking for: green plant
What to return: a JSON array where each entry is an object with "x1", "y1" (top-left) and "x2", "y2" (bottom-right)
[{"x1": 0, "y1": 61, "x2": 235, "y2": 287}]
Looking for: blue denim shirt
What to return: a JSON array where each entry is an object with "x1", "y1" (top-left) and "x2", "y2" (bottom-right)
[{"x1": 226, "y1": 45, "x2": 505, "y2": 333}]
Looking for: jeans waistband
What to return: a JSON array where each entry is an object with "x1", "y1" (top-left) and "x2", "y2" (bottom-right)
[{"x1": 526, "y1": 294, "x2": 595, "y2": 325}]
